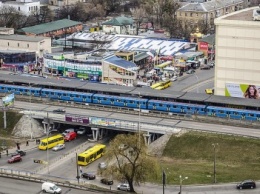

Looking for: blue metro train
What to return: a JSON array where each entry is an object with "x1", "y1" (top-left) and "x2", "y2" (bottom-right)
[{"x1": 0, "y1": 84, "x2": 260, "y2": 122}]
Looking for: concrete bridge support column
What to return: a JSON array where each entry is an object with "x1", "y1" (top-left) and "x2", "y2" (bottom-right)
[
  {"x1": 91, "y1": 128, "x2": 99, "y2": 141},
  {"x1": 143, "y1": 132, "x2": 151, "y2": 145},
  {"x1": 42, "y1": 122, "x2": 48, "y2": 134},
  {"x1": 98, "y1": 128, "x2": 104, "y2": 140}
]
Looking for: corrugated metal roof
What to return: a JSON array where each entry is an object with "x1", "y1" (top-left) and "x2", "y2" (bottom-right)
[
  {"x1": 104, "y1": 55, "x2": 137, "y2": 69},
  {"x1": 200, "y1": 34, "x2": 215, "y2": 45},
  {"x1": 20, "y1": 19, "x2": 82, "y2": 35},
  {"x1": 0, "y1": 34, "x2": 47, "y2": 42}
]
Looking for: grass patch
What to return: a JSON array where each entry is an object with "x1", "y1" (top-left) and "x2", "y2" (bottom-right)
[
  {"x1": 0, "y1": 111, "x2": 23, "y2": 150},
  {"x1": 149, "y1": 131, "x2": 260, "y2": 185}
]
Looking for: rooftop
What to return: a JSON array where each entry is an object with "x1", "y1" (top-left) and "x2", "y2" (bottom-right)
[
  {"x1": 20, "y1": 19, "x2": 82, "y2": 35},
  {"x1": 223, "y1": 7, "x2": 254, "y2": 21},
  {"x1": 0, "y1": 34, "x2": 47, "y2": 42},
  {"x1": 102, "y1": 16, "x2": 133, "y2": 26}
]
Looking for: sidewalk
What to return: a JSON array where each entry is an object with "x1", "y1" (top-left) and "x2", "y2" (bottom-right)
[{"x1": 0, "y1": 138, "x2": 38, "y2": 158}]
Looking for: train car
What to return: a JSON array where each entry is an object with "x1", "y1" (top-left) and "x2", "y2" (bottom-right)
[
  {"x1": 92, "y1": 94, "x2": 148, "y2": 109},
  {"x1": 148, "y1": 100, "x2": 206, "y2": 115},
  {"x1": 0, "y1": 84, "x2": 41, "y2": 97},
  {"x1": 207, "y1": 106, "x2": 260, "y2": 121}
]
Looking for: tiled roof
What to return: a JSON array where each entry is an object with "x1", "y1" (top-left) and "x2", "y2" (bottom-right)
[
  {"x1": 178, "y1": 0, "x2": 244, "y2": 12},
  {"x1": 102, "y1": 16, "x2": 133, "y2": 26},
  {"x1": 20, "y1": 19, "x2": 82, "y2": 35}
]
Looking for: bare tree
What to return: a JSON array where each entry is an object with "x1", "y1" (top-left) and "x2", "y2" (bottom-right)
[
  {"x1": 0, "y1": 6, "x2": 27, "y2": 30},
  {"x1": 102, "y1": 133, "x2": 160, "y2": 193},
  {"x1": 131, "y1": 7, "x2": 147, "y2": 35}
]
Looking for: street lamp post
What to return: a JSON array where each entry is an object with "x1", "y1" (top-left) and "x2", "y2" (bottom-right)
[
  {"x1": 212, "y1": 143, "x2": 218, "y2": 183},
  {"x1": 138, "y1": 92, "x2": 141, "y2": 148},
  {"x1": 179, "y1": 175, "x2": 188, "y2": 194}
]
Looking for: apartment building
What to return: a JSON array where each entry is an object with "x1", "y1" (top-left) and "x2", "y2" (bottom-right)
[{"x1": 177, "y1": 0, "x2": 245, "y2": 32}]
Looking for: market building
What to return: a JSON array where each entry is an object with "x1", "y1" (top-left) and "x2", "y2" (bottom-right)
[{"x1": 214, "y1": 6, "x2": 260, "y2": 98}]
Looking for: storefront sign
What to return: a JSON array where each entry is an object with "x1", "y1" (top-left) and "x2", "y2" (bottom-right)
[{"x1": 199, "y1": 42, "x2": 208, "y2": 50}]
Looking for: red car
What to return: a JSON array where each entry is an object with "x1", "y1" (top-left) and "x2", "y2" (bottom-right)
[
  {"x1": 64, "y1": 131, "x2": 77, "y2": 141},
  {"x1": 8, "y1": 155, "x2": 22, "y2": 163}
]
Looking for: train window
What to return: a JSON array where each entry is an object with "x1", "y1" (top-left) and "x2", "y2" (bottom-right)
[
  {"x1": 75, "y1": 95, "x2": 79, "y2": 98},
  {"x1": 130, "y1": 100, "x2": 133, "y2": 103},
  {"x1": 159, "y1": 104, "x2": 162, "y2": 107},
  {"x1": 248, "y1": 113, "x2": 254, "y2": 117},
  {"x1": 104, "y1": 98, "x2": 107, "y2": 100}
]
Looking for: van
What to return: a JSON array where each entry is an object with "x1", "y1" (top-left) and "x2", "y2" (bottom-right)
[
  {"x1": 77, "y1": 126, "x2": 86, "y2": 135},
  {"x1": 62, "y1": 128, "x2": 75, "y2": 136},
  {"x1": 64, "y1": 131, "x2": 77, "y2": 141},
  {"x1": 42, "y1": 182, "x2": 62, "y2": 193}
]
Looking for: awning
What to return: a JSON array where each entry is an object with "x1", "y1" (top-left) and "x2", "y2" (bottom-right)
[
  {"x1": 134, "y1": 53, "x2": 150, "y2": 62},
  {"x1": 156, "y1": 61, "x2": 172, "y2": 69}
]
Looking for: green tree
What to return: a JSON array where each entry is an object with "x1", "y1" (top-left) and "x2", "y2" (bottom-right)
[{"x1": 102, "y1": 133, "x2": 159, "y2": 193}]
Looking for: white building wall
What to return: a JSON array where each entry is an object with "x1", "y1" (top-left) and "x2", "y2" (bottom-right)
[
  {"x1": 3, "y1": 1, "x2": 40, "y2": 16},
  {"x1": 214, "y1": 7, "x2": 260, "y2": 96}
]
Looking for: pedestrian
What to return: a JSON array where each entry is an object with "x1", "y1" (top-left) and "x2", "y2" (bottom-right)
[
  {"x1": 26, "y1": 141, "x2": 29, "y2": 146},
  {"x1": 0, "y1": 152, "x2": 1, "y2": 158},
  {"x1": 79, "y1": 166, "x2": 83, "y2": 175},
  {"x1": 6, "y1": 149, "x2": 8, "y2": 156},
  {"x1": 17, "y1": 144, "x2": 20, "y2": 150}
]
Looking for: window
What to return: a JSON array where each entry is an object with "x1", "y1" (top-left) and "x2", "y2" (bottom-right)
[
  {"x1": 185, "y1": 13, "x2": 187, "y2": 16},
  {"x1": 8, "y1": 42, "x2": 9, "y2": 46},
  {"x1": 18, "y1": 7, "x2": 20, "y2": 11},
  {"x1": 27, "y1": 44, "x2": 29, "y2": 48},
  {"x1": 190, "y1": 13, "x2": 193, "y2": 17},
  {"x1": 17, "y1": 43, "x2": 19, "y2": 47}
]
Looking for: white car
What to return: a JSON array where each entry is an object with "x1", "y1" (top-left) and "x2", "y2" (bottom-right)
[
  {"x1": 77, "y1": 127, "x2": 86, "y2": 135},
  {"x1": 62, "y1": 128, "x2": 75, "y2": 136},
  {"x1": 42, "y1": 182, "x2": 62, "y2": 193},
  {"x1": 117, "y1": 183, "x2": 130, "y2": 191},
  {"x1": 52, "y1": 144, "x2": 65, "y2": 151}
]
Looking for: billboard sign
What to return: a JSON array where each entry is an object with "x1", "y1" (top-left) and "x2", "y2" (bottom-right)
[
  {"x1": 2, "y1": 93, "x2": 15, "y2": 107},
  {"x1": 89, "y1": 117, "x2": 117, "y2": 127},
  {"x1": 225, "y1": 83, "x2": 260, "y2": 99},
  {"x1": 65, "y1": 115, "x2": 89, "y2": 124}
]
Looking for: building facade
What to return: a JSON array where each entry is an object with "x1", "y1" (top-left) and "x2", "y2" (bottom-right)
[
  {"x1": 214, "y1": 7, "x2": 260, "y2": 98},
  {"x1": 0, "y1": 34, "x2": 51, "y2": 57},
  {"x1": 102, "y1": 16, "x2": 133, "y2": 35},
  {"x1": 1, "y1": 0, "x2": 40, "y2": 16},
  {"x1": 177, "y1": 0, "x2": 245, "y2": 32}
]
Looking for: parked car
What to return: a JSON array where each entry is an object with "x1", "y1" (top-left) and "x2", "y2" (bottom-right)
[
  {"x1": 77, "y1": 127, "x2": 86, "y2": 135},
  {"x1": 64, "y1": 131, "x2": 77, "y2": 141},
  {"x1": 236, "y1": 180, "x2": 256, "y2": 189},
  {"x1": 52, "y1": 144, "x2": 65, "y2": 151},
  {"x1": 81, "y1": 172, "x2": 96, "y2": 180},
  {"x1": 100, "y1": 178, "x2": 114, "y2": 185},
  {"x1": 98, "y1": 162, "x2": 107, "y2": 169},
  {"x1": 200, "y1": 65, "x2": 211, "y2": 70},
  {"x1": 170, "y1": 76, "x2": 178, "y2": 82},
  {"x1": 52, "y1": 109, "x2": 66, "y2": 114},
  {"x1": 8, "y1": 155, "x2": 22, "y2": 163},
  {"x1": 186, "y1": 69, "x2": 195, "y2": 74},
  {"x1": 209, "y1": 61, "x2": 215, "y2": 68},
  {"x1": 117, "y1": 183, "x2": 130, "y2": 191},
  {"x1": 11, "y1": 150, "x2": 26, "y2": 157},
  {"x1": 62, "y1": 128, "x2": 75, "y2": 136}
]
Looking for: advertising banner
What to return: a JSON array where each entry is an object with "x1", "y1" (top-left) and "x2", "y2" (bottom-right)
[
  {"x1": 2, "y1": 93, "x2": 14, "y2": 107},
  {"x1": 65, "y1": 115, "x2": 89, "y2": 124},
  {"x1": 225, "y1": 83, "x2": 260, "y2": 99},
  {"x1": 89, "y1": 117, "x2": 118, "y2": 127},
  {"x1": 199, "y1": 42, "x2": 208, "y2": 50}
]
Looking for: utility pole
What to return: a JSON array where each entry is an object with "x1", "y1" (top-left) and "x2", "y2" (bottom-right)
[{"x1": 76, "y1": 153, "x2": 80, "y2": 184}]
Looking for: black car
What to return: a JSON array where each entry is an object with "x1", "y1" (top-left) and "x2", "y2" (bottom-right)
[
  {"x1": 81, "y1": 172, "x2": 96, "y2": 180},
  {"x1": 11, "y1": 150, "x2": 26, "y2": 157},
  {"x1": 100, "y1": 178, "x2": 114, "y2": 185},
  {"x1": 52, "y1": 109, "x2": 66, "y2": 114},
  {"x1": 236, "y1": 180, "x2": 256, "y2": 189}
]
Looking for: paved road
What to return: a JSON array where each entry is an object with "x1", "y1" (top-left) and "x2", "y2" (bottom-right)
[{"x1": 0, "y1": 176, "x2": 101, "y2": 194}]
